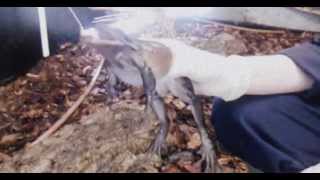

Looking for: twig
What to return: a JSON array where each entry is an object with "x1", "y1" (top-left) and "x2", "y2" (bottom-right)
[
  {"x1": 194, "y1": 18, "x2": 286, "y2": 34},
  {"x1": 294, "y1": 7, "x2": 320, "y2": 16},
  {"x1": 26, "y1": 73, "x2": 40, "y2": 79},
  {"x1": 30, "y1": 58, "x2": 105, "y2": 147},
  {"x1": 68, "y1": 7, "x2": 84, "y2": 31}
]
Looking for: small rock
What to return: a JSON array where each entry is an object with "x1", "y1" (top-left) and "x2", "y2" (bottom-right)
[
  {"x1": 164, "y1": 95, "x2": 174, "y2": 104},
  {"x1": 168, "y1": 151, "x2": 194, "y2": 163},
  {"x1": 123, "y1": 90, "x2": 131, "y2": 97},
  {"x1": 172, "y1": 99, "x2": 186, "y2": 110},
  {"x1": 97, "y1": 76, "x2": 106, "y2": 82}
]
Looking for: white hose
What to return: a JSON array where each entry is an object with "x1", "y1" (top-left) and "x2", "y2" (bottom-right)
[{"x1": 37, "y1": 7, "x2": 50, "y2": 57}]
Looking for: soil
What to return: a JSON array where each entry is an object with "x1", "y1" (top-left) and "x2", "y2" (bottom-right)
[{"x1": 0, "y1": 103, "x2": 161, "y2": 173}]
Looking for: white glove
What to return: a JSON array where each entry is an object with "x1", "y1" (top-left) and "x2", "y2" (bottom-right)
[
  {"x1": 301, "y1": 163, "x2": 320, "y2": 173},
  {"x1": 145, "y1": 38, "x2": 252, "y2": 101},
  {"x1": 148, "y1": 39, "x2": 314, "y2": 101}
]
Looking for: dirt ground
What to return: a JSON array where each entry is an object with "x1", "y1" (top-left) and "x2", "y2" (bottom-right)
[
  {"x1": 0, "y1": 15, "x2": 314, "y2": 173},
  {"x1": 0, "y1": 102, "x2": 162, "y2": 173}
]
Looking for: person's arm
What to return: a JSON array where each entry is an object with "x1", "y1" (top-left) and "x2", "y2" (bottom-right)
[
  {"x1": 185, "y1": 53, "x2": 314, "y2": 101},
  {"x1": 157, "y1": 38, "x2": 320, "y2": 172},
  {"x1": 301, "y1": 162, "x2": 320, "y2": 173},
  {"x1": 148, "y1": 39, "x2": 317, "y2": 101},
  {"x1": 228, "y1": 54, "x2": 314, "y2": 95}
]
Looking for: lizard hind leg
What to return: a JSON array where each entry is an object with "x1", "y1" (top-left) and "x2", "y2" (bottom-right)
[{"x1": 171, "y1": 77, "x2": 221, "y2": 173}]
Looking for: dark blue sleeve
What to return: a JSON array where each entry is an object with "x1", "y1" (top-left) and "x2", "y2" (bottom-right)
[{"x1": 280, "y1": 42, "x2": 320, "y2": 98}]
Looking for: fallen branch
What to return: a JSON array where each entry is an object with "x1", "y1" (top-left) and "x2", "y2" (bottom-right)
[{"x1": 30, "y1": 58, "x2": 105, "y2": 147}]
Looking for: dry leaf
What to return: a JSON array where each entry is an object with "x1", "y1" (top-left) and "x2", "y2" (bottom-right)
[
  {"x1": 167, "y1": 125, "x2": 186, "y2": 148},
  {"x1": 0, "y1": 152, "x2": 11, "y2": 162},
  {"x1": 167, "y1": 108, "x2": 177, "y2": 122},
  {"x1": 187, "y1": 133, "x2": 201, "y2": 149},
  {"x1": 162, "y1": 165, "x2": 180, "y2": 173},
  {"x1": 179, "y1": 124, "x2": 197, "y2": 140},
  {"x1": 0, "y1": 134, "x2": 20, "y2": 146},
  {"x1": 182, "y1": 160, "x2": 202, "y2": 173}
]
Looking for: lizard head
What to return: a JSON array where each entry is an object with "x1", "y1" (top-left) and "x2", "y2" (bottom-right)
[{"x1": 80, "y1": 25, "x2": 144, "y2": 67}]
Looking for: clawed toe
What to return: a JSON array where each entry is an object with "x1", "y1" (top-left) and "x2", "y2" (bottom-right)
[
  {"x1": 199, "y1": 145, "x2": 221, "y2": 173},
  {"x1": 148, "y1": 134, "x2": 167, "y2": 156},
  {"x1": 109, "y1": 87, "x2": 119, "y2": 99}
]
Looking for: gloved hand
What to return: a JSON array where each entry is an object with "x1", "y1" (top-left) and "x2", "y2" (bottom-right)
[
  {"x1": 145, "y1": 38, "x2": 314, "y2": 102},
  {"x1": 141, "y1": 38, "x2": 252, "y2": 101}
]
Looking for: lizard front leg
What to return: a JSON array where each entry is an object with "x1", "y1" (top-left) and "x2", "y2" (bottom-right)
[
  {"x1": 137, "y1": 63, "x2": 169, "y2": 156},
  {"x1": 107, "y1": 68, "x2": 119, "y2": 98}
]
